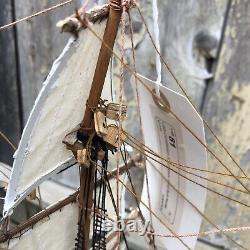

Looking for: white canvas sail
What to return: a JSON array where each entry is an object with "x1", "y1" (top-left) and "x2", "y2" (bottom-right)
[
  {"x1": 136, "y1": 75, "x2": 207, "y2": 250},
  {"x1": 0, "y1": 162, "x2": 11, "y2": 188},
  {"x1": 4, "y1": 20, "x2": 109, "y2": 216},
  {"x1": 0, "y1": 203, "x2": 78, "y2": 250}
]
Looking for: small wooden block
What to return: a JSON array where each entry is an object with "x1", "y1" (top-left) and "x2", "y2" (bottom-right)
[
  {"x1": 77, "y1": 148, "x2": 90, "y2": 167},
  {"x1": 106, "y1": 103, "x2": 127, "y2": 121},
  {"x1": 103, "y1": 125, "x2": 126, "y2": 148},
  {"x1": 94, "y1": 110, "x2": 108, "y2": 136}
]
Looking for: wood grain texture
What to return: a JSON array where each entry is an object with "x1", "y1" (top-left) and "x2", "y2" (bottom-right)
[
  {"x1": 134, "y1": 0, "x2": 228, "y2": 107},
  {"x1": 0, "y1": 1, "x2": 21, "y2": 165},
  {"x1": 1, "y1": 0, "x2": 249, "y2": 248},
  {"x1": 202, "y1": 0, "x2": 250, "y2": 248},
  {"x1": 14, "y1": 0, "x2": 81, "y2": 122}
]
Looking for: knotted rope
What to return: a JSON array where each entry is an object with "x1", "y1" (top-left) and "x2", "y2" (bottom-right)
[{"x1": 109, "y1": 0, "x2": 136, "y2": 11}]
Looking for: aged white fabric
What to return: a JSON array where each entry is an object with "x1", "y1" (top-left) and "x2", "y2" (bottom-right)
[
  {"x1": 0, "y1": 162, "x2": 11, "y2": 188},
  {"x1": 4, "y1": 20, "x2": 107, "y2": 216},
  {"x1": 0, "y1": 203, "x2": 78, "y2": 250}
]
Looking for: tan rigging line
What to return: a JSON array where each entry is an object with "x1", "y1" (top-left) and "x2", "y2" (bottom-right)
[
  {"x1": 117, "y1": 9, "x2": 126, "y2": 212},
  {"x1": 146, "y1": 225, "x2": 250, "y2": 240},
  {"x1": 128, "y1": 10, "x2": 156, "y2": 250},
  {"x1": 124, "y1": 131, "x2": 249, "y2": 195},
  {"x1": 147, "y1": 160, "x2": 248, "y2": 250},
  {"x1": 136, "y1": 5, "x2": 248, "y2": 179},
  {"x1": 94, "y1": 161, "x2": 192, "y2": 250},
  {"x1": 128, "y1": 143, "x2": 249, "y2": 195},
  {"x1": 127, "y1": 139, "x2": 250, "y2": 208},
  {"x1": 86, "y1": 138, "x2": 189, "y2": 249},
  {"x1": 0, "y1": 1, "x2": 245, "y2": 187},
  {"x1": 82, "y1": 18, "x2": 250, "y2": 195},
  {"x1": 127, "y1": 134, "x2": 250, "y2": 202},
  {"x1": 0, "y1": 0, "x2": 74, "y2": 31},
  {"x1": 168, "y1": 102, "x2": 250, "y2": 193},
  {"x1": 0, "y1": 0, "x2": 246, "y2": 199},
  {"x1": 95, "y1": 158, "x2": 245, "y2": 250},
  {"x1": 90, "y1": 164, "x2": 249, "y2": 250},
  {"x1": 0, "y1": 130, "x2": 17, "y2": 151},
  {"x1": 97, "y1": 155, "x2": 247, "y2": 250},
  {"x1": 120, "y1": 150, "x2": 144, "y2": 218},
  {"x1": 170, "y1": 166, "x2": 250, "y2": 180},
  {"x1": 0, "y1": 7, "x2": 243, "y2": 244},
  {"x1": 1, "y1": 3, "x2": 243, "y2": 244},
  {"x1": 96, "y1": 157, "x2": 155, "y2": 250},
  {"x1": 95, "y1": 167, "x2": 130, "y2": 248},
  {"x1": 116, "y1": 5, "x2": 127, "y2": 248},
  {"x1": 121, "y1": 149, "x2": 248, "y2": 250},
  {"x1": 125, "y1": 130, "x2": 250, "y2": 180}
]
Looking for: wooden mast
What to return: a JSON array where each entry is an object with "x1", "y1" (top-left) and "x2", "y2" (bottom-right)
[{"x1": 78, "y1": 1, "x2": 122, "y2": 249}]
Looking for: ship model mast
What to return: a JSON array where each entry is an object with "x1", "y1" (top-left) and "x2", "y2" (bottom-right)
[{"x1": 74, "y1": 1, "x2": 122, "y2": 249}]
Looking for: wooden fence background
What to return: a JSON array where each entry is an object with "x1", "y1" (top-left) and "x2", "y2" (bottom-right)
[{"x1": 0, "y1": 0, "x2": 250, "y2": 248}]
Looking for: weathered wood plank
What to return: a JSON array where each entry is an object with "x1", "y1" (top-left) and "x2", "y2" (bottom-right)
[
  {"x1": 14, "y1": 0, "x2": 81, "y2": 122},
  {"x1": 202, "y1": 0, "x2": 250, "y2": 248},
  {"x1": 134, "y1": 0, "x2": 228, "y2": 108},
  {"x1": 0, "y1": 2, "x2": 21, "y2": 165},
  {"x1": 123, "y1": 0, "x2": 229, "y2": 203}
]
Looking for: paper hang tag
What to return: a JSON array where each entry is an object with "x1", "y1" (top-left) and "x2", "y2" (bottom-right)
[{"x1": 134, "y1": 74, "x2": 207, "y2": 250}]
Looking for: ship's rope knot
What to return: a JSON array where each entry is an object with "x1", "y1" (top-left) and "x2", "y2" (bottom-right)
[{"x1": 109, "y1": 0, "x2": 136, "y2": 11}]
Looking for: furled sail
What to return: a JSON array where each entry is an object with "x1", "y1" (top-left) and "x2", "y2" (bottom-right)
[
  {"x1": 0, "y1": 203, "x2": 78, "y2": 250},
  {"x1": 136, "y1": 75, "x2": 207, "y2": 249},
  {"x1": 4, "y1": 19, "x2": 109, "y2": 216}
]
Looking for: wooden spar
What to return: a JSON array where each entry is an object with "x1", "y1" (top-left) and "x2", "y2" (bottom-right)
[
  {"x1": 0, "y1": 155, "x2": 140, "y2": 243},
  {"x1": 78, "y1": 1, "x2": 122, "y2": 249}
]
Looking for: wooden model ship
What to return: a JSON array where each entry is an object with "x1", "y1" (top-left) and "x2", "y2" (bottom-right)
[{"x1": 0, "y1": 1, "x2": 249, "y2": 250}]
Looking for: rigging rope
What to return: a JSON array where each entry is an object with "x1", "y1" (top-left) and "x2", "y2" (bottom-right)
[
  {"x1": 0, "y1": 0, "x2": 74, "y2": 31},
  {"x1": 97, "y1": 161, "x2": 248, "y2": 250},
  {"x1": 0, "y1": 0, "x2": 246, "y2": 190},
  {"x1": 0, "y1": 0, "x2": 247, "y2": 199},
  {"x1": 124, "y1": 149, "x2": 244, "y2": 249},
  {"x1": 0, "y1": 131, "x2": 17, "y2": 151},
  {"x1": 96, "y1": 167, "x2": 130, "y2": 249},
  {"x1": 147, "y1": 159, "x2": 247, "y2": 250},
  {"x1": 135, "y1": 4, "x2": 249, "y2": 180},
  {"x1": 128, "y1": 10, "x2": 156, "y2": 249},
  {"x1": 0, "y1": 3, "x2": 248, "y2": 248},
  {"x1": 145, "y1": 225, "x2": 250, "y2": 239},
  {"x1": 127, "y1": 140, "x2": 250, "y2": 208},
  {"x1": 115, "y1": 3, "x2": 127, "y2": 247},
  {"x1": 124, "y1": 131, "x2": 250, "y2": 195},
  {"x1": 82, "y1": 19, "x2": 250, "y2": 195},
  {"x1": 95, "y1": 160, "x2": 192, "y2": 250}
]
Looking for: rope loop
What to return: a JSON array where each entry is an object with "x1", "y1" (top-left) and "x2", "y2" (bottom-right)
[{"x1": 109, "y1": 0, "x2": 136, "y2": 11}]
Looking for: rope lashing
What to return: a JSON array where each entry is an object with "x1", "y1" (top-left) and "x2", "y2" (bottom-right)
[{"x1": 109, "y1": 0, "x2": 136, "y2": 11}]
